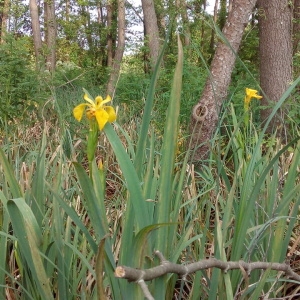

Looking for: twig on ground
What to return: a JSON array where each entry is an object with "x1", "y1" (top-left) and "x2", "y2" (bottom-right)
[{"x1": 114, "y1": 250, "x2": 300, "y2": 299}]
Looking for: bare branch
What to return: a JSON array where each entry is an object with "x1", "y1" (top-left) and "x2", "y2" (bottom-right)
[
  {"x1": 137, "y1": 280, "x2": 154, "y2": 300},
  {"x1": 114, "y1": 250, "x2": 300, "y2": 298}
]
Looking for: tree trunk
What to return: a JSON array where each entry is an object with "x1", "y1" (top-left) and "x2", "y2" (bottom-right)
[
  {"x1": 155, "y1": 0, "x2": 166, "y2": 41},
  {"x1": 141, "y1": 0, "x2": 160, "y2": 70},
  {"x1": 0, "y1": 0, "x2": 9, "y2": 43},
  {"x1": 190, "y1": 0, "x2": 258, "y2": 161},
  {"x1": 65, "y1": 0, "x2": 69, "y2": 22},
  {"x1": 97, "y1": 1, "x2": 106, "y2": 66},
  {"x1": 200, "y1": 0, "x2": 207, "y2": 50},
  {"x1": 176, "y1": 0, "x2": 191, "y2": 48},
  {"x1": 106, "y1": 0, "x2": 125, "y2": 97},
  {"x1": 293, "y1": 0, "x2": 300, "y2": 55},
  {"x1": 106, "y1": 0, "x2": 113, "y2": 68},
  {"x1": 208, "y1": 0, "x2": 219, "y2": 59},
  {"x1": 228, "y1": 0, "x2": 233, "y2": 13},
  {"x1": 85, "y1": 7, "x2": 93, "y2": 56},
  {"x1": 218, "y1": 0, "x2": 227, "y2": 30},
  {"x1": 44, "y1": 0, "x2": 56, "y2": 72},
  {"x1": 258, "y1": 0, "x2": 292, "y2": 135},
  {"x1": 29, "y1": 0, "x2": 44, "y2": 70},
  {"x1": 293, "y1": 0, "x2": 300, "y2": 78}
]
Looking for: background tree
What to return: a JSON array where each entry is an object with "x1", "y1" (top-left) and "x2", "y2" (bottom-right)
[
  {"x1": 0, "y1": 0, "x2": 9, "y2": 43},
  {"x1": 228, "y1": 0, "x2": 233, "y2": 12},
  {"x1": 141, "y1": 0, "x2": 160, "y2": 70},
  {"x1": 154, "y1": 0, "x2": 166, "y2": 40},
  {"x1": 293, "y1": 0, "x2": 300, "y2": 54},
  {"x1": 29, "y1": 0, "x2": 44, "y2": 70},
  {"x1": 44, "y1": 0, "x2": 56, "y2": 71},
  {"x1": 218, "y1": 0, "x2": 227, "y2": 30},
  {"x1": 208, "y1": 0, "x2": 218, "y2": 59},
  {"x1": 190, "y1": 0, "x2": 258, "y2": 161},
  {"x1": 176, "y1": 0, "x2": 191, "y2": 48},
  {"x1": 106, "y1": 0, "x2": 114, "y2": 69},
  {"x1": 293, "y1": 0, "x2": 300, "y2": 78},
  {"x1": 258, "y1": 0, "x2": 293, "y2": 136},
  {"x1": 106, "y1": 0, "x2": 125, "y2": 96}
]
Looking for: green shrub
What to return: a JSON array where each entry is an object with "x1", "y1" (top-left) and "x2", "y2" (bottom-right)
[{"x1": 0, "y1": 35, "x2": 44, "y2": 124}]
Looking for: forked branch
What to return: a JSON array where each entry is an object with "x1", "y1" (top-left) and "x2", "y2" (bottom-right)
[{"x1": 115, "y1": 250, "x2": 300, "y2": 300}]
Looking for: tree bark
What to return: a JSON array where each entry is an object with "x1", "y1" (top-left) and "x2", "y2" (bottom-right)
[
  {"x1": 228, "y1": 0, "x2": 233, "y2": 13},
  {"x1": 65, "y1": 0, "x2": 69, "y2": 22},
  {"x1": 141, "y1": 0, "x2": 160, "y2": 70},
  {"x1": 176, "y1": 0, "x2": 191, "y2": 48},
  {"x1": 208, "y1": 0, "x2": 219, "y2": 58},
  {"x1": 218, "y1": 0, "x2": 227, "y2": 30},
  {"x1": 84, "y1": 7, "x2": 93, "y2": 57},
  {"x1": 29, "y1": 0, "x2": 44, "y2": 70},
  {"x1": 200, "y1": 0, "x2": 207, "y2": 50},
  {"x1": 293, "y1": 0, "x2": 300, "y2": 54},
  {"x1": 190, "y1": 0, "x2": 258, "y2": 161},
  {"x1": 44, "y1": 0, "x2": 56, "y2": 72},
  {"x1": 155, "y1": 0, "x2": 166, "y2": 40},
  {"x1": 106, "y1": 0, "x2": 115, "y2": 69},
  {"x1": 0, "y1": 0, "x2": 9, "y2": 43},
  {"x1": 106, "y1": 0, "x2": 125, "y2": 97},
  {"x1": 293, "y1": 0, "x2": 300, "y2": 77},
  {"x1": 258, "y1": 0, "x2": 293, "y2": 135},
  {"x1": 97, "y1": 1, "x2": 106, "y2": 66}
]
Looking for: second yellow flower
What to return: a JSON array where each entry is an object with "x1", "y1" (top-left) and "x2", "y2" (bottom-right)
[{"x1": 73, "y1": 93, "x2": 117, "y2": 130}]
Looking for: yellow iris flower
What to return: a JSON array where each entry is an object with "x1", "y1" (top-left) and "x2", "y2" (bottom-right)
[
  {"x1": 73, "y1": 93, "x2": 116, "y2": 130},
  {"x1": 244, "y1": 88, "x2": 262, "y2": 111}
]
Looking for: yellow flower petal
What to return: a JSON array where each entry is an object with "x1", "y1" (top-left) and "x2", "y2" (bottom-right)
[
  {"x1": 95, "y1": 96, "x2": 103, "y2": 108},
  {"x1": 245, "y1": 88, "x2": 262, "y2": 100},
  {"x1": 101, "y1": 95, "x2": 112, "y2": 105},
  {"x1": 244, "y1": 88, "x2": 262, "y2": 112},
  {"x1": 95, "y1": 109, "x2": 109, "y2": 130},
  {"x1": 105, "y1": 106, "x2": 117, "y2": 122},
  {"x1": 84, "y1": 93, "x2": 96, "y2": 106},
  {"x1": 73, "y1": 103, "x2": 88, "y2": 121}
]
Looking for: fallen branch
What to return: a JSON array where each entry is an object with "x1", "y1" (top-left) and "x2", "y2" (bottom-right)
[{"x1": 115, "y1": 250, "x2": 300, "y2": 299}]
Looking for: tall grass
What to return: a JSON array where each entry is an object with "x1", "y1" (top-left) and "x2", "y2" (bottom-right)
[{"x1": 0, "y1": 37, "x2": 299, "y2": 299}]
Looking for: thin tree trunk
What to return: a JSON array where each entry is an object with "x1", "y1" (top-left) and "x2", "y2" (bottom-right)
[
  {"x1": 97, "y1": 0, "x2": 106, "y2": 65},
  {"x1": 177, "y1": 0, "x2": 191, "y2": 48},
  {"x1": 0, "y1": 0, "x2": 9, "y2": 43},
  {"x1": 97, "y1": 2, "x2": 102, "y2": 24},
  {"x1": 84, "y1": 7, "x2": 93, "y2": 57},
  {"x1": 293, "y1": 0, "x2": 300, "y2": 55},
  {"x1": 106, "y1": 0, "x2": 125, "y2": 96},
  {"x1": 208, "y1": 0, "x2": 219, "y2": 58},
  {"x1": 155, "y1": 0, "x2": 166, "y2": 40},
  {"x1": 29, "y1": 0, "x2": 44, "y2": 70},
  {"x1": 228, "y1": 0, "x2": 233, "y2": 13},
  {"x1": 44, "y1": 0, "x2": 56, "y2": 71},
  {"x1": 65, "y1": 0, "x2": 69, "y2": 22},
  {"x1": 141, "y1": 0, "x2": 160, "y2": 70},
  {"x1": 293, "y1": 0, "x2": 300, "y2": 78},
  {"x1": 190, "y1": 0, "x2": 258, "y2": 161},
  {"x1": 258, "y1": 0, "x2": 292, "y2": 136},
  {"x1": 200, "y1": 0, "x2": 207, "y2": 50},
  {"x1": 218, "y1": 0, "x2": 227, "y2": 30},
  {"x1": 106, "y1": 0, "x2": 113, "y2": 68}
]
